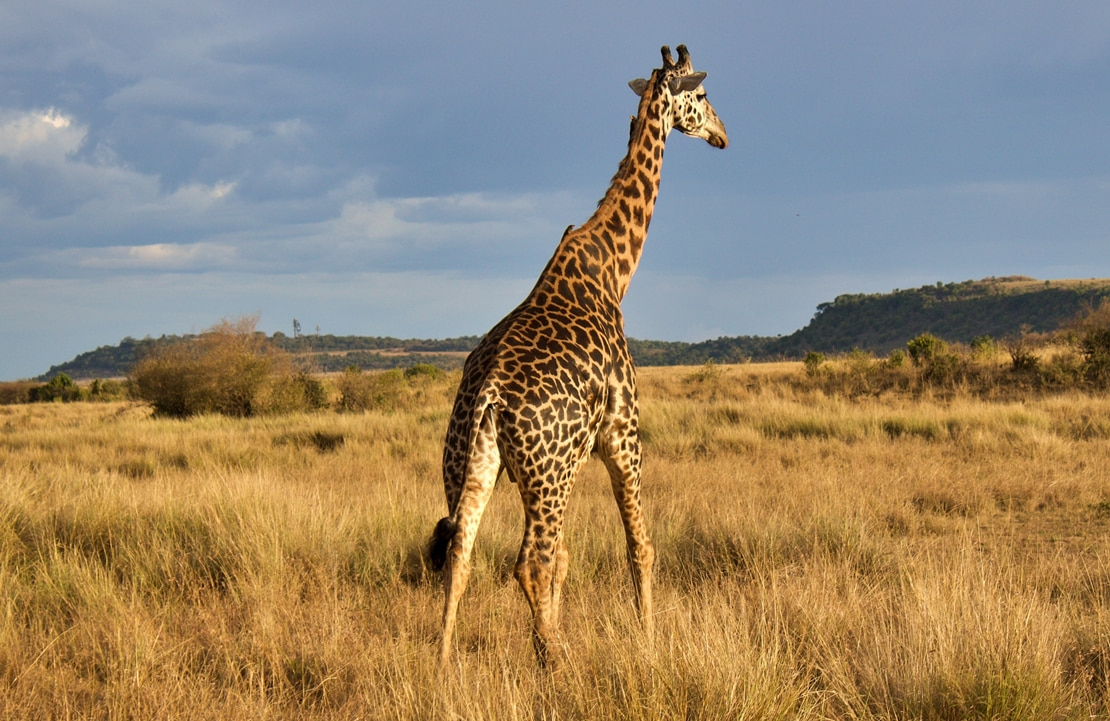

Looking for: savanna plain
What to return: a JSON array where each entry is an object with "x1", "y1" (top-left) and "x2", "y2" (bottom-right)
[{"x1": 2, "y1": 363, "x2": 1109, "y2": 720}]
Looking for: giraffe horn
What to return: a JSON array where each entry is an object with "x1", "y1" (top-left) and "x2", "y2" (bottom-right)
[
  {"x1": 676, "y1": 45, "x2": 691, "y2": 70},
  {"x1": 660, "y1": 45, "x2": 674, "y2": 69}
]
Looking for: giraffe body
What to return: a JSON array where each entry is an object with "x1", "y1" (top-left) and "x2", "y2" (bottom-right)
[{"x1": 430, "y1": 45, "x2": 727, "y2": 667}]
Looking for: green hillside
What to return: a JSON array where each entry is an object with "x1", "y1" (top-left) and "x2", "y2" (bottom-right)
[
  {"x1": 634, "y1": 277, "x2": 1110, "y2": 364},
  {"x1": 769, "y1": 276, "x2": 1110, "y2": 357},
  {"x1": 35, "y1": 276, "x2": 1110, "y2": 380}
]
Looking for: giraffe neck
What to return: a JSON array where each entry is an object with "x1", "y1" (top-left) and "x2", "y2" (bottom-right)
[{"x1": 537, "y1": 72, "x2": 672, "y2": 304}]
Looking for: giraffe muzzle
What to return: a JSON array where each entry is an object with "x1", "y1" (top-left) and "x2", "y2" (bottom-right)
[{"x1": 705, "y1": 114, "x2": 728, "y2": 149}]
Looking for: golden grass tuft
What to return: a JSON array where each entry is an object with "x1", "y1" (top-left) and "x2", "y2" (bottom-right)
[{"x1": 1, "y1": 364, "x2": 1109, "y2": 718}]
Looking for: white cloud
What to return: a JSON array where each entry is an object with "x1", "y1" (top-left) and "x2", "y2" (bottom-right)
[
  {"x1": 0, "y1": 108, "x2": 84, "y2": 161},
  {"x1": 298, "y1": 190, "x2": 578, "y2": 270},
  {"x1": 74, "y1": 242, "x2": 239, "y2": 270},
  {"x1": 0, "y1": 105, "x2": 245, "y2": 244},
  {"x1": 330, "y1": 192, "x2": 560, "y2": 243},
  {"x1": 166, "y1": 180, "x2": 238, "y2": 206}
]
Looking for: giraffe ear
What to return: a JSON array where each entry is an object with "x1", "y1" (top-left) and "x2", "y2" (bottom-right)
[
  {"x1": 628, "y1": 78, "x2": 650, "y2": 96},
  {"x1": 668, "y1": 72, "x2": 706, "y2": 95}
]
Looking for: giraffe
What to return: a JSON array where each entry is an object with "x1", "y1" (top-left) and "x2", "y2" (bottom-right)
[{"x1": 429, "y1": 44, "x2": 728, "y2": 667}]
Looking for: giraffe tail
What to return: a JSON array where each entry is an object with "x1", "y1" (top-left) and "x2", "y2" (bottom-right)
[
  {"x1": 429, "y1": 385, "x2": 500, "y2": 572},
  {"x1": 428, "y1": 516, "x2": 457, "y2": 571}
]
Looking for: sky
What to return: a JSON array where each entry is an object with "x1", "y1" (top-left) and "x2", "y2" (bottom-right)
[{"x1": 3, "y1": 1, "x2": 1110, "y2": 380}]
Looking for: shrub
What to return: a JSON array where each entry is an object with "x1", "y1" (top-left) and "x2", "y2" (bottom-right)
[
  {"x1": 335, "y1": 365, "x2": 442, "y2": 412},
  {"x1": 404, "y1": 363, "x2": 443, "y2": 381},
  {"x1": 297, "y1": 373, "x2": 330, "y2": 410},
  {"x1": 197, "y1": 318, "x2": 281, "y2": 416},
  {"x1": 685, "y1": 360, "x2": 723, "y2": 383},
  {"x1": 906, "y1": 334, "x2": 946, "y2": 367},
  {"x1": 369, "y1": 369, "x2": 405, "y2": 411},
  {"x1": 1068, "y1": 301, "x2": 1110, "y2": 386},
  {"x1": 1080, "y1": 328, "x2": 1110, "y2": 385},
  {"x1": 256, "y1": 370, "x2": 330, "y2": 415},
  {"x1": 336, "y1": 366, "x2": 375, "y2": 412},
  {"x1": 845, "y1": 347, "x2": 872, "y2": 370},
  {"x1": 970, "y1": 335, "x2": 998, "y2": 360},
  {"x1": 921, "y1": 351, "x2": 964, "y2": 386},
  {"x1": 1005, "y1": 330, "x2": 1039, "y2": 373},
  {"x1": 130, "y1": 342, "x2": 202, "y2": 416},
  {"x1": 29, "y1": 373, "x2": 85, "y2": 403},
  {"x1": 803, "y1": 352, "x2": 826, "y2": 377},
  {"x1": 88, "y1": 379, "x2": 127, "y2": 401},
  {"x1": 130, "y1": 316, "x2": 318, "y2": 417},
  {"x1": 906, "y1": 334, "x2": 966, "y2": 387}
]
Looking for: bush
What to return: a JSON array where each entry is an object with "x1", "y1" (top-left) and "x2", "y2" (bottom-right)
[
  {"x1": 297, "y1": 373, "x2": 330, "y2": 410},
  {"x1": 803, "y1": 352, "x2": 826, "y2": 377},
  {"x1": 336, "y1": 366, "x2": 375, "y2": 412},
  {"x1": 88, "y1": 379, "x2": 127, "y2": 401},
  {"x1": 1067, "y1": 300, "x2": 1110, "y2": 386},
  {"x1": 906, "y1": 334, "x2": 946, "y2": 367},
  {"x1": 1005, "y1": 330, "x2": 1039, "y2": 373},
  {"x1": 29, "y1": 373, "x2": 85, "y2": 403},
  {"x1": 921, "y1": 351, "x2": 964, "y2": 386},
  {"x1": 845, "y1": 347, "x2": 872, "y2": 370},
  {"x1": 1080, "y1": 328, "x2": 1110, "y2": 385},
  {"x1": 970, "y1": 335, "x2": 998, "y2": 360},
  {"x1": 336, "y1": 366, "x2": 406, "y2": 412},
  {"x1": 905, "y1": 334, "x2": 966, "y2": 387},
  {"x1": 255, "y1": 371, "x2": 330, "y2": 415},
  {"x1": 130, "y1": 316, "x2": 319, "y2": 417},
  {"x1": 685, "y1": 360, "x2": 723, "y2": 383},
  {"x1": 404, "y1": 363, "x2": 443, "y2": 381},
  {"x1": 130, "y1": 342, "x2": 203, "y2": 416}
]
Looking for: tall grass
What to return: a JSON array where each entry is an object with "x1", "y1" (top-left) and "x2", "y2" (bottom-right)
[{"x1": 1, "y1": 365, "x2": 1108, "y2": 718}]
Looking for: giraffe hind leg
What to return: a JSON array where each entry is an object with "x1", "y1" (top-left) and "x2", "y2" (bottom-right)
[
  {"x1": 514, "y1": 522, "x2": 564, "y2": 666},
  {"x1": 514, "y1": 472, "x2": 577, "y2": 667},
  {"x1": 437, "y1": 410, "x2": 501, "y2": 668},
  {"x1": 600, "y1": 443, "x2": 655, "y2": 643}
]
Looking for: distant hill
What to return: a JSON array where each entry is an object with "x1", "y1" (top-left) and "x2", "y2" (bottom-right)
[
  {"x1": 35, "y1": 276, "x2": 1110, "y2": 380},
  {"x1": 768, "y1": 276, "x2": 1110, "y2": 357},
  {"x1": 637, "y1": 276, "x2": 1110, "y2": 364},
  {"x1": 37, "y1": 334, "x2": 485, "y2": 381}
]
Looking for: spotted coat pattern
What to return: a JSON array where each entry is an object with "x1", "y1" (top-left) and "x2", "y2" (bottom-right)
[{"x1": 431, "y1": 45, "x2": 728, "y2": 667}]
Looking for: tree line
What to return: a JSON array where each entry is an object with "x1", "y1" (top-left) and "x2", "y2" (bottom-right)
[
  {"x1": 6, "y1": 296, "x2": 1110, "y2": 410},
  {"x1": 25, "y1": 276, "x2": 1110, "y2": 384}
]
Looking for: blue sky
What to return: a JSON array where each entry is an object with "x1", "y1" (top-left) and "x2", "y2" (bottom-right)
[{"x1": 3, "y1": 1, "x2": 1110, "y2": 380}]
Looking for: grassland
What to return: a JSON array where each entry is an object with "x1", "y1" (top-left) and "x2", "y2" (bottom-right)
[{"x1": 2, "y1": 363, "x2": 1109, "y2": 719}]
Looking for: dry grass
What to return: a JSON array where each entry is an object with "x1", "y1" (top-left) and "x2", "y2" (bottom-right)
[{"x1": 1, "y1": 364, "x2": 1109, "y2": 719}]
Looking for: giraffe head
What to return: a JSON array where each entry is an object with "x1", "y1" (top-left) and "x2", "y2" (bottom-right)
[{"x1": 628, "y1": 45, "x2": 728, "y2": 149}]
